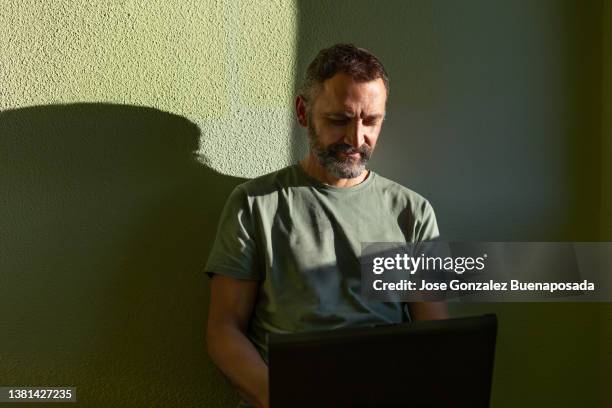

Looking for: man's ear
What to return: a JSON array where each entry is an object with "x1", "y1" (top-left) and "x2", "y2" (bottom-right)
[{"x1": 295, "y1": 95, "x2": 308, "y2": 128}]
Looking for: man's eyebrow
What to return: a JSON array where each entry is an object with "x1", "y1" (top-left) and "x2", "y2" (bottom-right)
[
  {"x1": 324, "y1": 112, "x2": 353, "y2": 118},
  {"x1": 323, "y1": 112, "x2": 384, "y2": 120}
]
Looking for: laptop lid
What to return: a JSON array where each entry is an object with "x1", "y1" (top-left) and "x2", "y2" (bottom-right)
[{"x1": 269, "y1": 314, "x2": 497, "y2": 407}]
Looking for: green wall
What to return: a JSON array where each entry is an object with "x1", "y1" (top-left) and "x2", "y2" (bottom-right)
[
  {"x1": 1, "y1": 0, "x2": 300, "y2": 177},
  {"x1": 1, "y1": 0, "x2": 610, "y2": 407},
  {"x1": 604, "y1": 0, "x2": 612, "y2": 240},
  {"x1": 601, "y1": 2, "x2": 612, "y2": 407},
  {"x1": 1, "y1": 1, "x2": 297, "y2": 406}
]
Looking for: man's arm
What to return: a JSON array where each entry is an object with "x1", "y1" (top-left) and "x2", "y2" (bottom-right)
[
  {"x1": 206, "y1": 275, "x2": 269, "y2": 408},
  {"x1": 408, "y1": 301, "x2": 449, "y2": 321}
]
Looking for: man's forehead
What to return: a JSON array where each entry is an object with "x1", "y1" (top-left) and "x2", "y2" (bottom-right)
[
  {"x1": 321, "y1": 74, "x2": 386, "y2": 98},
  {"x1": 315, "y1": 74, "x2": 387, "y2": 114}
]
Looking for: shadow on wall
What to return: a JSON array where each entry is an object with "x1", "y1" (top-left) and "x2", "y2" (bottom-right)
[{"x1": 0, "y1": 104, "x2": 243, "y2": 407}]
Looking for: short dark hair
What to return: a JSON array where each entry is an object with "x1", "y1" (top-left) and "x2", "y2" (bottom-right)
[{"x1": 299, "y1": 43, "x2": 389, "y2": 106}]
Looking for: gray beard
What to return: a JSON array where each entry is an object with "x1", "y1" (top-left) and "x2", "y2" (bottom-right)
[{"x1": 307, "y1": 124, "x2": 371, "y2": 179}]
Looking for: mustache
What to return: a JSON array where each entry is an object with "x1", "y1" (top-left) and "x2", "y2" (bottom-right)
[{"x1": 327, "y1": 143, "x2": 371, "y2": 157}]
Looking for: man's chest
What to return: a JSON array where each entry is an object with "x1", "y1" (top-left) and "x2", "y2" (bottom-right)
[{"x1": 255, "y1": 195, "x2": 411, "y2": 272}]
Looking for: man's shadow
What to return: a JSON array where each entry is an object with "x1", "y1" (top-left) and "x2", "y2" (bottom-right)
[{"x1": 0, "y1": 104, "x2": 244, "y2": 406}]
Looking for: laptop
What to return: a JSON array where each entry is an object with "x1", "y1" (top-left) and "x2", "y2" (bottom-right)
[{"x1": 269, "y1": 314, "x2": 497, "y2": 407}]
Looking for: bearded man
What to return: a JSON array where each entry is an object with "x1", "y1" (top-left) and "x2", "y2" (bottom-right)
[{"x1": 205, "y1": 43, "x2": 448, "y2": 408}]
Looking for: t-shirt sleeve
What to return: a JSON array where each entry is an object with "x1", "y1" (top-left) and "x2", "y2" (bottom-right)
[
  {"x1": 415, "y1": 199, "x2": 440, "y2": 242},
  {"x1": 204, "y1": 184, "x2": 261, "y2": 280}
]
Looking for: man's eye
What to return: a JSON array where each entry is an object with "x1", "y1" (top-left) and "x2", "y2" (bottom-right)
[
  {"x1": 329, "y1": 119, "x2": 348, "y2": 126},
  {"x1": 364, "y1": 120, "x2": 379, "y2": 127}
]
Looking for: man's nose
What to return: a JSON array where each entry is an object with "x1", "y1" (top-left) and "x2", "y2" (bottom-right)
[{"x1": 345, "y1": 120, "x2": 365, "y2": 148}]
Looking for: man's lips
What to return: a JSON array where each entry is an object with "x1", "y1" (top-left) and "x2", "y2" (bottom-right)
[{"x1": 337, "y1": 151, "x2": 361, "y2": 159}]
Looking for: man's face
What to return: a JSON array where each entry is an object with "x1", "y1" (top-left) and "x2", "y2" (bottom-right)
[{"x1": 304, "y1": 73, "x2": 387, "y2": 179}]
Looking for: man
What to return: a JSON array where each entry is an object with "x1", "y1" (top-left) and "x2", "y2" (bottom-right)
[{"x1": 205, "y1": 43, "x2": 448, "y2": 408}]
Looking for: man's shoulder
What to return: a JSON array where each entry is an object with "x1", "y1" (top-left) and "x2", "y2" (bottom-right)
[
  {"x1": 234, "y1": 164, "x2": 299, "y2": 198},
  {"x1": 372, "y1": 172, "x2": 433, "y2": 210},
  {"x1": 373, "y1": 172, "x2": 439, "y2": 240}
]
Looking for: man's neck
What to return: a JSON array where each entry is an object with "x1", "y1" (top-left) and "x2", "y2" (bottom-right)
[{"x1": 299, "y1": 154, "x2": 369, "y2": 188}]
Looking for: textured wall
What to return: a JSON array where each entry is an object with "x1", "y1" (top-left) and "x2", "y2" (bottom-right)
[
  {"x1": 1, "y1": 1, "x2": 299, "y2": 407},
  {"x1": 601, "y1": 3, "x2": 612, "y2": 407},
  {"x1": 604, "y1": 0, "x2": 612, "y2": 240},
  {"x1": 1, "y1": 0, "x2": 299, "y2": 177}
]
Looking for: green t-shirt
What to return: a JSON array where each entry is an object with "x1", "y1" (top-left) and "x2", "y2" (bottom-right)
[{"x1": 205, "y1": 164, "x2": 439, "y2": 362}]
